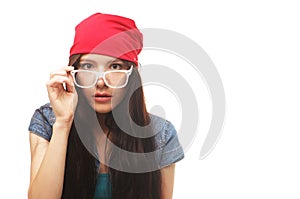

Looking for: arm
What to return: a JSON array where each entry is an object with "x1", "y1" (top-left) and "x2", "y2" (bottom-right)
[
  {"x1": 28, "y1": 124, "x2": 70, "y2": 199},
  {"x1": 28, "y1": 66, "x2": 77, "y2": 199},
  {"x1": 159, "y1": 120, "x2": 184, "y2": 199},
  {"x1": 161, "y1": 163, "x2": 176, "y2": 199}
]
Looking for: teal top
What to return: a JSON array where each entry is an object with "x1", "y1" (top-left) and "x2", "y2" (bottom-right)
[{"x1": 94, "y1": 173, "x2": 112, "y2": 199}]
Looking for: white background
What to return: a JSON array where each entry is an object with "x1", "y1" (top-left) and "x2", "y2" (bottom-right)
[{"x1": 0, "y1": 0, "x2": 300, "y2": 198}]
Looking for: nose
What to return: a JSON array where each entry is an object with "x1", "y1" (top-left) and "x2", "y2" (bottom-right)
[{"x1": 96, "y1": 77, "x2": 107, "y2": 88}]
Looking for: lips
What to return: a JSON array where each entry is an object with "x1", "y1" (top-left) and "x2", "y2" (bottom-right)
[
  {"x1": 93, "y1": 92, "x2": 112, "y2": 97},
  {"x1": 93, "y1": 92, "x2": 112, "y2": 102}
]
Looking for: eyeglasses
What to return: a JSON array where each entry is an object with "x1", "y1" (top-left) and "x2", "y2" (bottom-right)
[{"x1": 71, "y1": 65, "x2": 133, "y2": 88}]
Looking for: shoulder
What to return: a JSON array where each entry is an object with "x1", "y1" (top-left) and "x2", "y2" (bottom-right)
[
  {"x1": 149, "y1": 114, "x2": 177, "y2": 148},
  {"x1": 149, "y1": 114, "x2": 185, "y2": 167},
  {"x1": 33, "y1": 103, "x2": 55, "y2": 125},
  {"x1": 38, "y1": 103, "x2": 53, "y2": 116},
  {"x1": 28, "y1": 103, "x2": 55, "y2": 141}
]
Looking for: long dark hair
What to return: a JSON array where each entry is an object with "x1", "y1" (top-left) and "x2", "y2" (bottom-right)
[{"x1": 61, "y1": 54, "x2": 162, "y2": 199}]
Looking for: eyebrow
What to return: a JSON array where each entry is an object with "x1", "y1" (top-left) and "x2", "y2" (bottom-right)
[{"x1": 79, "y1": 58, "x2": 97, "y2": 64}]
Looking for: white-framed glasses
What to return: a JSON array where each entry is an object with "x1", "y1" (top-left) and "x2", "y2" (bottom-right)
[{"x1": 71, "y1": 65, "x2": 133, "y2": 88}]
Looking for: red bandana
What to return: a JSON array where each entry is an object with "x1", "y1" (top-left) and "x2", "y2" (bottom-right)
[{"x1": 70, "y1": 13, "x2": 143, "y2": 66}]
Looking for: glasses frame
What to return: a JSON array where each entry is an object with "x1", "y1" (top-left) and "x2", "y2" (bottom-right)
[{"x1": 71, "y1": 65, "x2": 133, "y2": 89}]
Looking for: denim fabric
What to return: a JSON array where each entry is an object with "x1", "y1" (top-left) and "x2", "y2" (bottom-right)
[
  {"x1": 28, "y1": 103, "x2": 55, "y2": 141},
  {"x1": 28, "y1": 103, "x2": 184, "y2": 169}
]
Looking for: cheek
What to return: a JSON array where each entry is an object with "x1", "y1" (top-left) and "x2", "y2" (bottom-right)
[
  {"x1": 78, "y1": 88, "x2": 95, "y2": 104},
  {"x1": 111, "y1": 88, "x2": 127, "y2": 106}
]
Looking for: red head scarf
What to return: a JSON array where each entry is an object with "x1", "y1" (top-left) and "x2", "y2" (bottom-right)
[{"x1": 70, "y1": 13, "x2": 143, "y2": 66}]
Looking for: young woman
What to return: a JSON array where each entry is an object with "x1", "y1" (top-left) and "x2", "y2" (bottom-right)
[{"x1": 28, "y1": 13, "x2": 184, "y2": 199}]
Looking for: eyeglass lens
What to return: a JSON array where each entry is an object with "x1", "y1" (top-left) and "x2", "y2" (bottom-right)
[{"x1": 74, "y1": 71, "x2": 127, "y2": 88}]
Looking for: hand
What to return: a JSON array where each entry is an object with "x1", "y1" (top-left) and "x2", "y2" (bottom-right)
[{"x1": 46, "y1": 66, "x2": 78, "y2": 126}]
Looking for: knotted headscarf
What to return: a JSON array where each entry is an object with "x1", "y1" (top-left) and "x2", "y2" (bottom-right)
[{"x1": 70, "y1": 13, "x2": 143, "y2": 66}]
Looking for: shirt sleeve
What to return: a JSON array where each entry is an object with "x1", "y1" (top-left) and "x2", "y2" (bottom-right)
[
  {"x1": 28, "y1": 103, "x2": 55, "y2": 141},
  {"x1": 159, "y1": 120, "x2": 184, "y2": 168}
]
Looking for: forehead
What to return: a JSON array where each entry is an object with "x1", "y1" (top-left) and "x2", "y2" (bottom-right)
[{"x1": 80, "y1": 54, "x2": 123, "y2": 63}]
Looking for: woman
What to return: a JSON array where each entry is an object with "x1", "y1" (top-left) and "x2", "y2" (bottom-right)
[{"x1": 28, "y1": 13, "x2": 184, "y2": 199}]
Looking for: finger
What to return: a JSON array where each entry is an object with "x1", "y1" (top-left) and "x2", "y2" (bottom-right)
[
  {"x1": 66, "y1": 66, "x2": 74, "y2": 72},
  {"x1": 50, "y1": 66, "x2": 75, "y2": 79},
  {"x1": 58, "y1": 76, "x2": 75, "y2": 93},
  {"x1": 47, "y1": 76, "x2": 73, "y2": 90},
  {"x1": 50, "y1": 71, "x2": 68, "y2": 79},
  {"x1": 68, "y1": 67, "x2": 75, "y2": 89},
  {"x1": 66, "y1": 72, "x2": 75, "y2": 93}
]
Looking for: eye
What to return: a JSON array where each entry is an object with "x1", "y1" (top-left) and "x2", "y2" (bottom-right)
[
  {"x1": 79, "y1": 63, "x2": 94, "y2": 70},
  {"x1": 110, "y1": 63, "x2": 123, "y2": 70}
]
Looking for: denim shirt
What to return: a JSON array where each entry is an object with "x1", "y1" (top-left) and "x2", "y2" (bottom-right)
[{"x1": 28, "y1": 103, "x2": 184, "y2": 198}]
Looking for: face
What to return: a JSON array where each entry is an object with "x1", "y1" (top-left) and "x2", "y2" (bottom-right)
[{"x1": 75, "y1": 54, "x2": 132, "y2": 114}]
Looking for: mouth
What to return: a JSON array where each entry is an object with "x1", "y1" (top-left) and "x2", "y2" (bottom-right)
[{"x1": 93, "y1": 93, "x2": 112, "y2": 102}]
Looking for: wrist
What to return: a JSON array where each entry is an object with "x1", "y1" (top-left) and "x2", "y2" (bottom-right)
[
  {"x1": 52, "y1": 121, "x2": 72, "y2": 142},
  {"x1": 53, "y1": 119, "x2": 73, "y2": 131}
]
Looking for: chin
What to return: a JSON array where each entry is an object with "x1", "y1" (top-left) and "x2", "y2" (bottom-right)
[
  {"x1": 94, "y1": 108, "x2": 112, "y2": 114},
  {"x1": 93, "y1": 105, "x2": 113, "y2": 114}
]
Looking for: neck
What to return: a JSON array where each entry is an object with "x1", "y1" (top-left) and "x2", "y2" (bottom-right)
[
  {"x1": 96, "y1": 112, "x2": 110, "y2": 134},
  {"x1": 95, "y1": 113, "x2": 111, "y2": 170}
]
